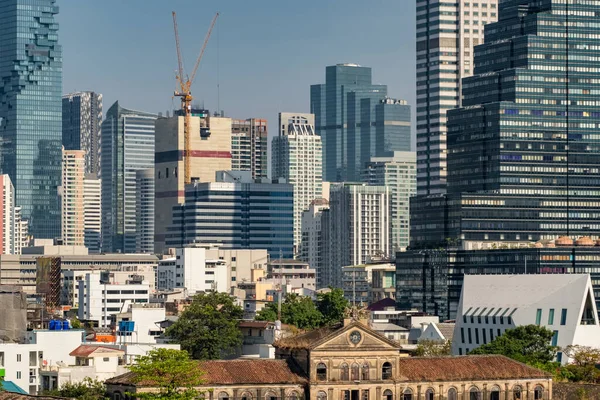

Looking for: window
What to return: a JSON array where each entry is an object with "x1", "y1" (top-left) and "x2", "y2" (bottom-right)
[
  {"x1": 536, "y1": 309, "x2": 542, "y2": 325},
  {"x1": 362, "y1": 390, "x2": 369, "y2": 400},
  {"x1": 475, "y1": 328, "x2": 479, "y2": 344},
  {"x1": 490, "y1": 386, "x2": 500, "y2": 400},
  {"x1": 448, "y1": 388, "x2": 458, "y2": 400},
  {"x1": 470, "y1": 387, "x2": 481, "y2": 400},
  {"x1": 400, "y1": 389, "x2": 410, "y2": 400},
  {"x1": 461, "y1": 328, "x2": 465, "y2": 343},
  {"x1": 382, "y1": 362, "x2": 392, "y2": 380},
  {"x1": 340, "y1": 363, "x2": 349, "y2": 380},
  {"x1": 361, "y1": 363, "x2": 370, "y2": 380},
  {"x1": 548, "y1": 309, "x2": 555, "y2": 325},
  {"x1": 218, "y1": 392, "x2": 229, "y2": 400},
  {"x1": 351, "y1": 363, "x2": 360, "y2": 380},
  {"x1": 241, "y1": 392, "x2": 253, "y2": 400},
  {"x1": 17, "y1": 354, "x2": 21, "y2": 362},
  {"x1": 316, "y1": 363, "x2": 327, "y2": 381},
  {"x1": 552, "y1": 331, "x2": 559, "y2": 347},
  {"x1": 557, "y1": 352, "x2": 563, "y2": 363},
  {"x1": 265, "y1": 391, "x2": 277, "y2": 400},
  {"x1": 0, "y1": 352, "x2": 4, "y2": 367},
  {"x1": 561, "y1": 309, "x2": 568, "y2": 325},
  {"x1": 425, "y1": 389, "x2": 434, "y2": 400},
  {"x1": 16, "y1": 371, "x2": 21, "y2": 379},
  {"x1": 534, "y1": 386, "x2": 543, "y2": 400},
  {"x1": 468, "y1": 328, "x2": 472, "y2": 344},
  {"x1": 103, "y1": 357, "x2": 110, "y2": 362},
  {"x1": 317, "y1": 392, "x2": 327, "y2": 400},
  {"x1": 513, "y1": 386, "x2": 522, "y2": 399}
]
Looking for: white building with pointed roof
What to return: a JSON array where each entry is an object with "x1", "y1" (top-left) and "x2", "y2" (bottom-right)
[{"x1": 451, "y1": 274, "x2": 600, "y2": 364}]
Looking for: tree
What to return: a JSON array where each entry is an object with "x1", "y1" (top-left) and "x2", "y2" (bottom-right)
[
  {"x1": 317, "y1": 288, "x2": 349, "y2": 326},
  {"x1": 70, "y1": 318, "x2": 83, "y2": 329},
  {"x1": 470, "y1": 325, "x2": 557, "y2": 365},
  {"x1": 414, "y1": 340, "x2": 451, "y2": 357},
  {"x1": 165, "y1": 292, "x2": 243, "y2": 360},
  {"x1": 256, "y1": 293, "x2": 322, "y2": 329},
  {"x1": 42, "y1": 377, "x2": 107, "y2": 399},
  {"x1": 562, "y1": 345, "x2": 600, "y2": 383},
  {"x1": 127, "y1": 348, "x2": 204, "y2": 400}
]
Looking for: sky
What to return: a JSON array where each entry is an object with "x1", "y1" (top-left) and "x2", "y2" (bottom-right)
[{"x1": 58, "y1": 1, "x2": 416, "y2": 138}]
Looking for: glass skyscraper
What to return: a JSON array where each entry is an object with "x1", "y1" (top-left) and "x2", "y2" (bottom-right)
[
  {"x1": 310, "y1": 64, "x2": 411, "y2": 182},
  {"x1": 0, "y1": 0, "x2": 62, "y2": 239}
]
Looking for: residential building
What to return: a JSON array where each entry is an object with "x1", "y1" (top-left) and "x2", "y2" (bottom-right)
[
  {"x1": 341, "y1": 261, "x2": 395, "y2": 305},
  {"x1": 452, "y1": 274, "x2": 600, "y2": 365},
  {"x1": 135, "y1": 169, "x2": 154, "y2": 254},
  {"x1": 0, "y1": 175, "x2": 16, "y2": 254},
  {"x1": 266, "y1": 259, "x2": 316, "y2": 291},
  {"x1": 311, "y1": 64, "x2": 411, "y2": 182},
  {"x1": 299, "y1": 199, "x2": 329, "y2": 288},
  {"x1": 0, "y1": 0, "x2": 63, "y2": 239},
  {"x1": 415, "y1": 0, "x2": 498, "y2": 196},
  {"x1": 13, "y1": 207, "x2": 28, "y2": 255},
  {"x1": 78, "y1": 271, "x2": 151, "y2": 327},
  {"x1": 272, "y1": 113, "x2": 322, "y2": 254},
  {"x1": 101, "y1": 101, "x2": 156, "y2": 253},
  {"x1": 62, "y1": 91, "x2": 103, "y2": 174},
  {"x1": 231, "y1": 118, "x2": 268, "y2": 180},
  {"x1": 363, "y1": 151, "x2": 416, "y2": 252},
  {"x1": 369, "y1": 322, "x2": 409, "y2": 344},
  {"x1": 167, "y1": 171, "x2": 293, "y2": 258},
  {"x1": 61, "y1": 150, "x2": 85, "y2": 247},
  {"x1": 154, "y1": 111, "x2": 232, "y2": 254},
  {"x1": 83, "y1": 174, "x2": 101, "y2": 253},
  {"x1": 323, "y1": 183, "x2": 390, "y2": 288},
  {"x1": 111, "y1": 304, "x2": 168, "y2": 345}
]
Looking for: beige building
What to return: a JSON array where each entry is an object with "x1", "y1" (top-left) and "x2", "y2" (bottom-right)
[
  {"x1": 154, "y1": 113, "x2": 232, "y2": 254},
  {"x1": 61, "y1": 149, "x2": 86, "y2": 247}
]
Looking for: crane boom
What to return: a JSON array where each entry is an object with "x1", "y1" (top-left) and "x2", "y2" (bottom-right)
[
  {"x1": 172, "y1": 11, "x2": 185, "y2": 90},
  {"x1": 190, "y1": 12, "x2": 219, "y2": 86}
]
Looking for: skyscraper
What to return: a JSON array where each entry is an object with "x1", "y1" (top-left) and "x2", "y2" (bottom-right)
[
  {"x1": 311, "y1": 64, "x2": 411, "y2": 182},
  {"x1": 416, "y1": 0, "x2": 498, "y2": 195},
  {"x1": 136, "y1": 168, "x2": 154, "y2": 254},
  {"x1": 0, "y1": 174, "x2": 15, "y2": 254},
  {"x1": 61, "y1": 150, "x2": 85, "y2": 247},
  {"x1": 62, "y1": 92, "x2": 103, "y2": 174},
  {"x1": 0, "y1": 0, "x2": 62, "y2": 239},
  {"x1": 231, "y1": 118, "x2": 268, "y2": 180},
  {"x1": 300, "y1": 199, "x2": 329, "y2": 288},
  {"x1": 101, "y1": 102, "x2": 156, "y2": 253},
  {"x1": 83, "y1": 174, "x2": 101, "y2": 253},
  {"x1": 364, "y1": 151, "x2": 416, "y2": 252},
  {"x1": 272, "y1": 113, "x2": 322, "y2": 254}
]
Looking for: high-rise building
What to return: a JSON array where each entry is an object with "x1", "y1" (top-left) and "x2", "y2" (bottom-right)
[
  {"x1": 61, "y1": 150, "x2": 85, "y2": 247},
  {"x1": 0, "y1": 175, "x2": 15, "y2": 254},
  {"x1": 231, "y1": 118, "x2": 268, "y2": 180},
  {"x1": 154, "y1": 111, "x2": 232, "y2": 254},
  {"x1": 0, "y1": 0, "x2": 62, "y2": 239},
  {"x1": 101, "y1": 102, "x2": 156, "y2": 253},
  {"x1": 13, "y1": 206, "x2": 28, "y2": 255},
  {"x1": 272, "y1": 113, "x2": 322, "y2": 254},
  {"x1": 167, "y1": 171, "x2": 294, "y2": 258},
  {"x1": 364, "y1": 151, "x2": 416, "y2": 252},
  {"x1": 322, "y1": 183, "x2": 390, "y2": 288},
  {"x1": 300, "y1": 199, "x2": 329, "y2": 289},
  {"x1": 136, "y1": 168, "x2": 154, "y2": 254},
  {"x1": 415, "y1": 0, "x2": 498, "y2": 196},
  {"x1": 62, "y1": 92, "x2": 103, "y2": 174},
  {"x1": 83, "y1": 174, "x2": 101, "y2": 253},
  {"x1": 310, "y1": 64, "x2": 411, "y2": 182}
]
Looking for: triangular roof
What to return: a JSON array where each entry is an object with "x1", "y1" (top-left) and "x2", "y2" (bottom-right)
[{"x1": 69, "y1": 345, "x2": 124, "y2": 358}]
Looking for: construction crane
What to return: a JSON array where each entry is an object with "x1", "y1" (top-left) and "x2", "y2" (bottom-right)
[{"x1": 172, "y1": 11, "x2": 219, "y2": 184}]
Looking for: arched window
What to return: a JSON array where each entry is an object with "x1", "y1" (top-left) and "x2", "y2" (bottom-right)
[
  {"x1": 340, "y1": 363, "x2": 349, "y2": 380},
  {"x1": 448, "y1": 388, "x2": 458, "y2": 400},
  {"x1": 241, "y1": 392, "x2": 253, "y2": 400},
  {"x1": 361, "y1": 363, "x2": 370, "y2": 380},
  {"x1": 512, "y1": 386, "x2": 522, "y2": 400},
  {"x1": 425, "y1": 389, "x2": 434, "y2": 400},
  {"x1": 400, "y1": 388, "x2": 411, "y2": 400},
  {"x1": 289, "y1": 392, "x2": 299, "y2": 400},
  {"x1": 384, "y1": 389, "x2": 394, "y2": 400},
  {"x1": 470, "y1": 387, "x2": 481, "y2": 400},
  {"x1": 113, "y1": 392, "x2": 122, "y2": 400},
  {"x1": 317, "y1": 392, "x2": 327, "y2": 400},
  {"x1": 382, "y1": 362, "x2": 392, "y2": 380},
  {"x1": 218, "y1": 392, "x2": 230, "y2": 400},
  {"x1": 351, "y1": 363, "x2": 360, "y2": 380},
  {"x1": 265, "y1": 391, "x2": 277, "y2": 400},
  {"x1": 316, "y1": 363, "x2": 327, "y2": 381},
  {"x1": 490, "y1": 386, "x2": 500, "y2": 400},
  {"x1": 534, "y1": 386, "x2": 543, "y2": 400}
]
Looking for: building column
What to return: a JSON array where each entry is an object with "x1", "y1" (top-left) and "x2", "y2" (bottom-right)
[
  {"x1": 461, "y1": 384, "x2": 466, "y2": 400},
  {"x1": 438, "y1": 384, "x2": 444, "y2": 400}
]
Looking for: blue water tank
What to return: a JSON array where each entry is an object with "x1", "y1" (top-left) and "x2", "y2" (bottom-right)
[
  {"x1": 62, "y1": 320, "x2": 70, "y2": 330},
  {"x1": 119, "y1": 321, "x2": 127, "y2": 332},
  {"x1": 49, "y1": 320, "x2": 56, "y2": 331},
  {"x1": 127, "y1": 321, "x2": 135, "y2": 331},
  {"x1": 54, "y1": 320, "x2": 63, "y2": 330}
]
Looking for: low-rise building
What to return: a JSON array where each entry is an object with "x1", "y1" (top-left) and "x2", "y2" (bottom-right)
[
  {"x1": 342, "y1": 261, "x2": 396, "y2": 305},
  {"x1": 266, "y1": 259, "x2": 316, "y2": 291},
  {"x1": 419, "y1": 321, "x2": 455, "y2": 344},
  {"x1": 111, "y1": 304, "x2": 168, "y2": 345}
]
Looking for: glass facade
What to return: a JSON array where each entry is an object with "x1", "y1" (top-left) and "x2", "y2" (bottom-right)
[
  {"x1": 0, "y1": 0, "x2": 62, "y2": 238},
  {"x1": 311, "y1": 64, "x2": 411, "y2": 182}
]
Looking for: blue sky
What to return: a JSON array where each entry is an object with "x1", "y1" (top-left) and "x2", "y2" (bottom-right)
[{"x1": 58, "y1": 1, "x2": 415, "y2": 132}]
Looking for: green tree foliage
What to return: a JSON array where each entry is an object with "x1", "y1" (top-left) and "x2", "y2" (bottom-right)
[
  {"x1": 317, "y1": 288, "x2": 349, "y2": 326},
  {"x1": 562, "y1": 345, "x2": 600, "y2": 383},
  {"x1": 70, "y1": 318, "x2": 83, "y2": 329},
  {"x1": 470, "y1": 325, "x2": 557, "y2": 365},
  {"x1": 42, "y1": 377, "x2": 107, "y2": 399},
  {"x1": 256, "y1": 293, "x2": 322, "y2": 329},
  {"x1": 165, "y1": 292, "x2": 243, "y2": 360},
  {"x1": 127, "y1": 348, "x2": 204, "y2": 400},
  {"x1": 414, "y1": 340, "x2": 452, "y2": 357}
]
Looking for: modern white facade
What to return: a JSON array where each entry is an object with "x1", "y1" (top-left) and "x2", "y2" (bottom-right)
[
  {"x1": 61, "y1": 149, "x2": 85, "y2": 247},
  {"x1": 416, "y1": 0, "x2": 498, "y2": 195},
  {"x1": 13, "y1": 206, "x2": 28, "y2": 255},
  {"x1": 452, "y1": 274, "x2": 600, "y2": 364},
  {"x1": 0, "y1": 174, "x2": 15, "y2": 254},
  {"x1": 364, "y1": 151, "x2": 416, "y2": 252},
  {"x1": 112, "y1": 304, "x2": 168, "y2": 345},
  {"x1": 299, "y1": 199, "x2": 329, "y2": 288},
  {"x1": 272, "y1": 113, "x2": 322, "y2": 255},
  {"x1": 83, "y1": 174, "x2": 101, "y2": 253}
]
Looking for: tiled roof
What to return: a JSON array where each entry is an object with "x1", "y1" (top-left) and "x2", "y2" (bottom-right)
[
  {"x1": 0, "y1": 393, "x2": 67, "y2": 400},
  {"x1": 397, "y1": 355, "x2": 551, "y2": 382},
  {"x1": 69, "y1": 344, "x2": 124, "y2": 357},
  {"x1": 106, "y1": 359, "x2": 306, "y2": 387},
  {"x1": 434, "y1": 322, "x2": 455, "y2": 341},
  {"x1": 239, "y1": 321, "x2": 273, "y2": 329}
]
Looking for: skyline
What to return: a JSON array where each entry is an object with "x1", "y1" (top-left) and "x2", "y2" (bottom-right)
[{"x1": 57, "y1": 1, "x2": 416, "y2": 143}]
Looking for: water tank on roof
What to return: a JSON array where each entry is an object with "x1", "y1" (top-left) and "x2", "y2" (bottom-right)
[
  {"x1": 62, "y1": 320, "x2": 70, "y2": 330},
  {"x1": 49, "y1": 320, "x2": 56, "y2": 330}
]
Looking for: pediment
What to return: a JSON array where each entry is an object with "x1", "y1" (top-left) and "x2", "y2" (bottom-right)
[{"x1": 312, "y1": 322, "x2": 401, "y2": 352}]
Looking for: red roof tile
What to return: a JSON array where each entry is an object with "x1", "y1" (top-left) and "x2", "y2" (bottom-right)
[
  {"x1": 69, "y1": 345, "x2": 124, "y2": 357},
  {"x1": 397, "y1": 355, "x2": 551, "y2": 382},
  {"x1": 238, "y1": 321, "x2": 273, "y2": 329},
  {"x1": 0, "y1": 394, "x2": 67, "y2": 400}
]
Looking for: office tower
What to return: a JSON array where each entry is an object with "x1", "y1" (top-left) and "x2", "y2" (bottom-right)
[
  {"x1": 311, "y1": 64, "x2": 411, "y2": 182},
  {"x1": 154, "y1": 110, "x2": 232, "y2": 254},
  {"x1": 0, "y1": 175, "x2": 15, "y2": 254},
  {"x1": 83, "y1": 174, "x2": 101, "y2": 253},
  {"x1": 0, "y1": 0, "x2": 62, "y2": 239},
  {"x1": 13, "y1": 206, "x2": 28, "y2": 255},
  {"x1": 61, "y1": 150, "x2": 85, "y2": 247},
  {"x1": 62, "y1": 92, "x2": 103, "y2": 174},
  {"x1": 101, "y1": 102, "x2": 156, "y2": 253},
  {"x1": 300, "y1": 199, "x2": 329, "y2": 289},
  {"x1": 416, "y1": 0, "x2": 498, "y2": 195},
  {"x1": 136, "y1": 168, "x2": 154, "y2": 254},
  {"x1": 272, "y1": 113, "x2": 322, "y2": 254},
  {"x1": 364, "y1": 151, "x2": 416, "y2": 252},
  {"x1": 231, "y1": 118, "x2": 268, "y2": 179},
  {"x1": 167, "y1": 171, "x2": 294, "y2": 258},
  {"x1": 323, "y1": 183, "x2": 390, "y2": 288}
]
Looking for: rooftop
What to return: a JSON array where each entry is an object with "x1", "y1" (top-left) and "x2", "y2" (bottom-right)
[
  {"x1": 69, "y1": 345, "x2": 125, "y2": 358},
  {"x1": 434, "y1": 322, "x2": 455, "y2": 342}
]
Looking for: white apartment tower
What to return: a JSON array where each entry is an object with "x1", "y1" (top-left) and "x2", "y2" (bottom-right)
[
  {"x1": 300, "y1": 199, "x2": 329, "y2": 289},
  {"x1": 0, "y1": 175, "x2": 15, "y2": 254},
  {"x1": 84, "y1": 174, "x2": 102, "y2": 253},
  {"x1": 416, "y1": 0, "x2": 498, "y2": 195},
  {"x1": 61, "y1": 149, "x2": 86, "y2": 247},
  {"x1": 272, "y1": 112, "x2": 323, "y2": 255},
  {"x1": 13, "y1": 206, "x2": 28, "y2": 255}
]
